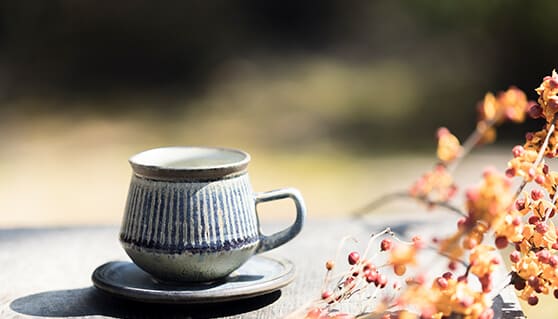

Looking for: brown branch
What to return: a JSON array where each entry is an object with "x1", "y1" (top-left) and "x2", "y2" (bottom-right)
[
  {"x1": 426, "y1": 244, "x2": 470, "y2": 267},
  {"x1": 447, "y1": 119, "x2": 496, "y2": 174},
  {"x1": 352, "y1": 191, "x2": 467, "y2": 218}
]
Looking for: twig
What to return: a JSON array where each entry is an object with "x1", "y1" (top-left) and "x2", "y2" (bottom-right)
[
  {"x1": 447, "y1": 119, "x2": 496, "y2": 174},
  {"x1": 353, "y1": 191, "x2": 466, "y2": 218},
  {"x1": 322, "y1": 236, "x2": 358, "y2": 293},
  {"x1": 362, "y1": 228, "x2": 393, "y2": 260},
  {"x1": 428, "y1": 244, "x2": 469, "y2": 267},
  {"x1": 514, "y1": 117, "x2": 557, "y2": 198},
  {"x1": 354, "y1": 119, "x2": 498, "y2": 220}
]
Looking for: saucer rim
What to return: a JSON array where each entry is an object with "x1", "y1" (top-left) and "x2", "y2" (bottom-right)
[{"x1": 91, "y1": 255, "x2": 295, "y2": 304}]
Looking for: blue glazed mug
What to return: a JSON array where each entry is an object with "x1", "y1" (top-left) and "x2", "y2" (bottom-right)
[{"x1": 119, "y1": 146, "x2": 306, "y2": 282}]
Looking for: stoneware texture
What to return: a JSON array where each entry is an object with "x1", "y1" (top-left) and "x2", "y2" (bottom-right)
[
  {"x1": 120, "y1": 146, "x2": 306, "y2": 282},
  {"x1": 91, "y1": 255, "x2": 295, "y2": 304}
]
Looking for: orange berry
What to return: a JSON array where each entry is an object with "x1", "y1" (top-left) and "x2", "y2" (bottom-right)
[{"x1": 394, "y1": 264, "x2": 406, "y2": 276}]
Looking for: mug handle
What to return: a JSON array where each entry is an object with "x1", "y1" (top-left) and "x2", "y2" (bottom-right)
[{"x1": 254, "y1": 188, "x2": 306, "y2": 254}]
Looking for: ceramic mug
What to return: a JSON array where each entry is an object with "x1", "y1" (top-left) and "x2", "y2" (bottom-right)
[{"x1": 119, "y1": 146, "x2": 306, "y2": 282}]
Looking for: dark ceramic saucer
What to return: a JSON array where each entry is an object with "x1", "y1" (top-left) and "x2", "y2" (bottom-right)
[{"x1": 91, "y1": 255, "x2": 295, "y2": 304}]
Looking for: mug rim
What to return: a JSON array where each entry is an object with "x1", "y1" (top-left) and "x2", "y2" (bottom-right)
[{"x1": 129, "y1": 146, "x2": 251, "y2": 181}]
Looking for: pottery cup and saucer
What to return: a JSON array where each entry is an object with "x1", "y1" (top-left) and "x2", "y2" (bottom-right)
[{"x1": 92, "y1": 146, "x2": 306, "y2": 304}]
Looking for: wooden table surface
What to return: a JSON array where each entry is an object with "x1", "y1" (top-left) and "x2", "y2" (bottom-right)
[{"x1": 0, "y1": 214, "x2": 525, "y2": 319}]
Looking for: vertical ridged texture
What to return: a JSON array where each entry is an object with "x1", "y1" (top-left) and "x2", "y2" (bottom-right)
[{"x1": 120, "y1": 174, "x2": 259, "y2": 254}]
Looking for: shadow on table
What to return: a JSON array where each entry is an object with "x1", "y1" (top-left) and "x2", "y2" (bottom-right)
[{"x1": 10, "y1": 287, "x2": 281, "y2": 318}]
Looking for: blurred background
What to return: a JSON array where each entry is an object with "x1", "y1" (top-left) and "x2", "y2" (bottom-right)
[
  {"x1": 0, "y1": 0, "x2": 557, "y2": 224},
  {"x1": 1, "y1": 0, "x2": 557, "y2": 225},
  {"x1": 0, "y1": 0, "x2": 557, "y2": 315}
]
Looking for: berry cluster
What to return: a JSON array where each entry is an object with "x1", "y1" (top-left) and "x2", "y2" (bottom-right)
[
  {"x1": 292, "y1": 71, "x2": 558, "y2": 319},
  {"x1": 299, "y1": 231, "x2": 421, "y2": 319},
  {"x1": 502, "y1": 71, "x2": 558, "y2": 306}
]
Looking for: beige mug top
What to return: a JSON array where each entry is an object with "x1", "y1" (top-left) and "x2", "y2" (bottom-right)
[{"x1": 129, "y1": 146, "x2": 251, "y2": 181}]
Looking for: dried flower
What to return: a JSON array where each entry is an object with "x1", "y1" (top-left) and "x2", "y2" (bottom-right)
[
  {"x1": 409, "y1": 164, "x2": 457, "y2": 203},
  {"x1": 477, "y1": 87, "x2": 529, "y2": 124},
  {"x1": 291, "y1": 71, "x2": 558, "y2": 319},
  {"x1": 535, "y1": 70, "x2": 558, "y2": 123},
  {"x1": 437, "y1": 127, "x2": 462, "y2": 163}
]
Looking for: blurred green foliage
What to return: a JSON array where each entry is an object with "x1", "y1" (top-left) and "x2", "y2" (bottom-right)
[{"x1": 0, "y1": 0, "x2": 556, "y2": 151}]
